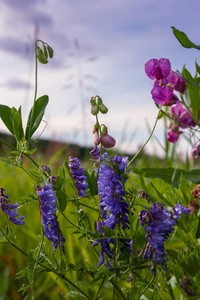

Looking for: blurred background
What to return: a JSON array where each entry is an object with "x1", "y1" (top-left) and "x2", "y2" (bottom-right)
[{"x1": 0, "y1": 0, "x2": 200, "y2": 157}]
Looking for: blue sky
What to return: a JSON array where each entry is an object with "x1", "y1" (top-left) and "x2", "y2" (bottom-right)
[{"x1": 0, "y1": 0, "x2": 200, "y2": 155}]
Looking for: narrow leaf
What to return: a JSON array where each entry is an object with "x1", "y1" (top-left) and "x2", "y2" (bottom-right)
[{"x1": 0, "y1": 105, "x2": 14, "y2": 134}]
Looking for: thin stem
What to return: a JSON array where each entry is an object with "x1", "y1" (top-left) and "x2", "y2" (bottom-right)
[
  {"x1": 94, "y1": 276, "x2": 106, "y2": 300},
  {"x1": 110, "y1": 279, "x2": 127, "y2": 300},
  {"x1": 23, "y1": 152, "x2": 39, "y2": 168},
  {"x1": 0, "y1": 229, "x2": 91, "y2": 300},
  {"x1": 128, "y1": 107, "x2": 162, "y2": 167},
  {"x1": 0, "y1": 139, "x2": 16, "y2": 150},
  {"x1": 136, "y1": 273, "x2": 156, "y2": 300}
]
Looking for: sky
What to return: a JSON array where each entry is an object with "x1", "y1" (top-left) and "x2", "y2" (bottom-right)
[{"x1": 0, "y1": 0, "x2": 200, "y2": 156}]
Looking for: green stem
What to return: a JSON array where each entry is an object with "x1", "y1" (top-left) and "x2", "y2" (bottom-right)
[
  {"x1": 0, "y1": 229, "x2": 91, "y2": 300},
  {"x1": 23, "y1": 152, "x2": 39, "y2": 168},
  {"x1": 94, "y1": 276, "x2": 106, "y2": 300},
  {"x1": 0, "y1": 139, "x2": 16, "y2": 150},
  {"x1": 136, "y1": 273, "x2": 156, "y2": 300},
  {"x1": 110, "y1": 279, "x2": 127, "y2": 300},
  {"x1": 128, "y1": 107, "x2": 162, "y2": 167}
]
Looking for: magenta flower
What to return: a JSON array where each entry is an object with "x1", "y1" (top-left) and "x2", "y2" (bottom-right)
[
  {"x1": 170, "y1": 102, "x2": 196, "y2": 128},
  {"x1": 151, "y1": 85, "x2": 179, "y2": 106},
  {"x1": 167, "y1": 131, "x2": 181, "y2": 143},
  {"x1": 145, "y1": 58, "x2": 171, "y2": 80},
  {"x1": 162, "y1": 70, "x2": 186, "y2": 93},
  {"x1": 191, "y1": 141, "x2": 200, "y2": 159}
]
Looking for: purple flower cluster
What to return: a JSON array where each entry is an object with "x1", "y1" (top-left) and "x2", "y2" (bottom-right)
[
  {"x1": 139, "y1": 202, "x2": 189, "y2": 271},
  {"x1": 36, "y1": 184, "x2": 65, "y2": 253},
  {"x1": 167, "y1": 102, "x2": 196, "y2": 143},
  {"x1": 69, "y1": 157, "x2": 88, "y2": 197},
  {"x1": 145, "y1": 58, "x2": 185, "y2": 106},
  {"x1": 92, "y1": 148, "x2": 131, "y2": 268},
  {"x1": 0, "y1": 188, "x2": 25, "y2": 225}
]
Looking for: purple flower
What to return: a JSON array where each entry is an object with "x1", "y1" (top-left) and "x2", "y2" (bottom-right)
[
  {"x1": 139, "y1": 202, "x2": 189, "y2": 271},
  {"x1": 170, "y1": 102, "x2": 196, "y2": 128},
  {"x1": 69, "y1": 157, "x2": 88, "y2": 197},
  {"x1": 151, "y1": 85, "x2": 179, "y2": 106},
  {"x1": 145, "y1": 58, "x2": 171, "y2": 80},
  {"x1": 0, "y1": 188, "x2": 25, "y2": 225},
  {"x1": 162, "y1": 70, "x2": 186, "y2": 93},
  {"x1": 191, "y1": 141, "x2": 200, "y2": 159},
  {"x1": 36, "y1": 184, "x2": 65, "y2": 253},
  {"x1": 92, "y1": 150, "x2": 132, "y2": 269},
  {"x1": 167, "y1": 131, "x2": 181, "y2": 143}
]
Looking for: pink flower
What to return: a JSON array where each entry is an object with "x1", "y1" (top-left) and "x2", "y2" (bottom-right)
[
  {"x1": 151, "y1": 85, "x2": 179, "y2": 106},
  {"x1": 163, "y1": 71, "x2": 186, "y2": 93},
  {"x1": 145, "y1": 58, "x2": 171, "y2": 80},
  {"x1": 167, "y1": 131, "x2": 181, "y2": 143}
]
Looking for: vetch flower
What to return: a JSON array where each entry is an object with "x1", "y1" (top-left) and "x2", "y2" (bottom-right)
[
  {"x1": 69, "y1": 157, "x2": 88, "y2": 197},
  {"x1": 162, "y1": 70, "x2": 186, "y2": 93},
  {"x1": 139, "y1": 202, "x2": 189, "y2": 271},
  {"x1": 36, "y1": 184, "x2": 65, "y2": 253},
  {"x1": 0, "y1": 188, "x2": 25, "y2": 225}
]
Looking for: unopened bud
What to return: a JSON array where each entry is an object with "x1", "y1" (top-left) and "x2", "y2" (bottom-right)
[
  {"x1": 36, "y1": 47, "x2": 48, "y2": 64},
  {"x1": 41, "y1": 165, "x2": 51, "y2": 176},
  {"x1": 92, "y1": 127, "x2": 100, "y2": 146},
  {"x1": 91, "y1": 104, "x2": 99, "y2": 115},
  {"x1": 100, "y1": 125, "x2": 116, "y2": 148},
  {"x1": 98, "y1": 103, "x2": 108, "y2": 114},
  {"x1": 42, "y1": 44, "x2": 48, "y2": 59},
  {"x1": 47, "y1": 45, "x2": 54, "y2": 58},
  {"x1": 47, "y1": 176, "x2": 58, "y2": 185},
  {"x1": 96, "y1": 96, "x2": 103, "y2": 105}
]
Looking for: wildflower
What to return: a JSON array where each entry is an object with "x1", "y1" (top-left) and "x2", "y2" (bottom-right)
[
  {"x1": 162, "y1": 70, "x2": 186, "y2": 93},
  {"x1": 69, "y1": 157, "x2": 88, "y2": 197},
  {"x1": 36, "y1": 184, "x2": 65, "y2": 253},
  {"x1": 0, "y1": 188, "x2": 25, "y2": 225},
  {"x1": 151, "y1": 85, "x2": 179, "y2": 106},
  {"x1": 145, "y1": 58, "x2": 171, "y2": 80},
  {"x1": 139, "y1": 202, "x2": 189, "y2": 271},
  {"x1": 100, "y1": 125, "x2": 116, "y2": 149},
  {"x1": 92, "y1": 127, "x2": 101, "y2": 146},
  {"x1": 167, "y1": 131, "x2": 181, "y2": 143},
  {"x1": 191, "y1": 141, "x2": 200, "y2": 159},
  {"x1": 90, "y1": 145, "x2": 100, "y2": 161},
  {"x1": 180, "y1": 276, "x2": 196, "y2": 297}
]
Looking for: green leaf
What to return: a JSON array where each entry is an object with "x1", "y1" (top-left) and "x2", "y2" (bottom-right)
[
  {"x1": 25, "y1": 95, "x2": 49, "y2": 141},
  {"x1": 56, "y1": 189, "x2": 67, "y2": 211},
  {"x1": 182, "y1": 67, "x2": 200, "y2": 122},
  {"x1": 160, "y1": 290, "x2": 173, "y2": 300},
  {"x1": 132, "y1": 167, "x2": 176, "y2": 184},
  {"x1": 172, "y1": 26, "x2": 200, "y2": 50},
  {"x1": 13, "y1": 109, "x2": 24, "y2": 142},
  {"x1": 0, "y1": 105, "x2": 14, "y2": 134}
]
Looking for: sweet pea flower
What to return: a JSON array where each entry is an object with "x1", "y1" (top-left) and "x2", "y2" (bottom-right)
[
  {"x1": 151, "y1": 85, "x2": 179, "y2": 106},
  {"x1": 145, "y1": 58, "x2": 171, "y2": 80},
  {"x1": 162, "y1": 70, "x2": 186, "y2": 93}
]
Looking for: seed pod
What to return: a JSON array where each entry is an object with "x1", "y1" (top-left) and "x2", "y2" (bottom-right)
[
  {"x1": 47, "y1": 45, "x2": 54, "y2": 58},
  {"x1": 42, "y1": 44, "x2": 48, "y2": 59},
  {"x1": 36, "y1": 47, "x2": 48, "y2": 64}
]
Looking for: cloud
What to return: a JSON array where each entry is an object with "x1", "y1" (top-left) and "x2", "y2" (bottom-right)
[{"x1": 0, "y1": 78, "x2": 33, "y2": 90}]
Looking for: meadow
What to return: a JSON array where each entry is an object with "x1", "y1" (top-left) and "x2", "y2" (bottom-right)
[{"x1": 1, "y1": 28, "x2": 200, "y2": 300}]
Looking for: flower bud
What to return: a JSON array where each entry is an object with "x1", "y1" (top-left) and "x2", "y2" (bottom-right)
[
  {"x1": 47, "y1": 45, "x2": 54, "y2": 58},
  {"x1": 186, "y1": 200, "x2": 200, "y2": 214},
  {"x1": 100, "y1": 125, "x2": 116, "y2": 148},
  {"x1": 91, "y1": 104, "x2": 99, "y2": 115},
  {"x1": 47, "y1": 176, "x2": 58, "y2": 185},
  {"x1": 98, "y1": 103, "x2": 108, "y2": 114},
  {"x1": 41, "y1": 165, "x2": 51, "y2": 176},
  {"x1": 92, "y1": 127, "x2": 100, "y2": 146},
  {"x1": 42, "y1": 44, "x2": 48, "y2": 59},
  {"x1": 36, "y1": 47, "x2": 48, "y2": 64},
  {"x1": 96, "y1": 96, "x2": 103, "y2": 105}
]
